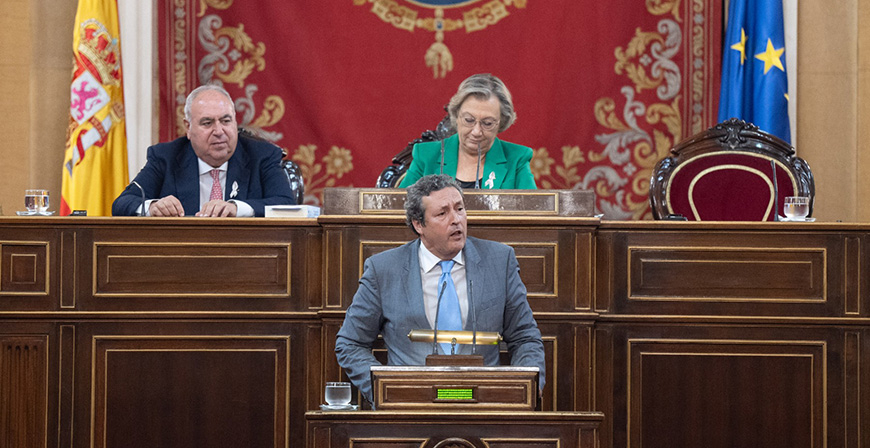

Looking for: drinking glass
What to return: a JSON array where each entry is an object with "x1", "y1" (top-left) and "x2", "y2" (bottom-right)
[
  {"x1": 325, "y1": 381, "x2": 352, "y2": 406},
  {"x1": 24, "y1": 189, "x2": 49, "y2": 214},
  {"x1": 783, "y1": 196, "x2": 810, "y2": 220}
]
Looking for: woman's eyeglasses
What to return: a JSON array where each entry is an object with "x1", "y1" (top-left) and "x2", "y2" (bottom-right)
[{"x1": 459, "y1": 115, "x2": 499, "y2": 132}]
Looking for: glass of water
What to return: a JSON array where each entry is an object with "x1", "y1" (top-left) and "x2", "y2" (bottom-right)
[
  {"x1": 24, "y1": 189, "x2": 50, "y2": 214},
  {"x1": 783, "y1": 196, "x2": 810, "y2": 220},
  {"x1": 325, "y1": 381, "x2": 352, "y2": 406}
]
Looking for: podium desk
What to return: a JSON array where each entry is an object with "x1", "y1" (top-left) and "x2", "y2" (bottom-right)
[{"x1": 306, "y1": 410, "x2": 603, "y2": 448}]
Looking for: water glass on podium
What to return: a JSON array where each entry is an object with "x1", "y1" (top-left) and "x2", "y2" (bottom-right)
[
  {"x1": 783, "y1": 196, "x2": 810, "y2": 220},
  {"x1": 24, "y1": 189, "x2": 50, "y2": 215},
  {"x1": 325, "y1": 382, "x2": 352, "y2": 406}
]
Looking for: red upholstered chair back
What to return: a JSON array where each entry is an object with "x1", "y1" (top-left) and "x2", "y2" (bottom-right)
[{"x1": 650, "y1": 118, "x2": 814, "y2": 221}]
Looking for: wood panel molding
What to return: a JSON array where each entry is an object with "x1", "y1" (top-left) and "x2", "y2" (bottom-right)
[
  {"x1": 627, "y1": 337, "x2": 825, "y2": 448},
  {"x1": 90, "y1": 334, "x2": 291, "y2": 448},
  {"x1": 93, "y1": 242, "x2": 291, "y2": 297},
  {"x1": 0, "y1": 335, "x2": 48, "y2": 448},
  {"x1": 0, "y1": 241, "x2": 50, "y2": 296}
]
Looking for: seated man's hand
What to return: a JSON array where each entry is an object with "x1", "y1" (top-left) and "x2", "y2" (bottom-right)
[
  {"x1": 149, "y1": 195, "x2": 185, "y2": 217},
  {"x1": 196, "y1": 200, "x2": 237, "y2": 217}
]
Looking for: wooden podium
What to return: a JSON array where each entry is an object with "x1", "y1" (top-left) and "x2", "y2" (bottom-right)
[
  {"x1": 306, "y1": 410, "x2": 603, "y2": 448},
  {"x1": 370, "y1": 365, "x2": 540, "y2": 411}
]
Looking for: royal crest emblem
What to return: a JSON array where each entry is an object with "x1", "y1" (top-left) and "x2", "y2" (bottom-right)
[
  {"x1": 76, "y1": 19, "x2": 122, "y2": 86},
  {"x1": 67, "y1": 18, "x2": 124, "y2": 171},
  {"x1": 353, "y1": 0, "x2": 527, "y2": 78}
]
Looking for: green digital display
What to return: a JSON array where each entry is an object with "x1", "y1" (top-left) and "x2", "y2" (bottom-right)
[{"x1": 436, "y1": 388, "x2": 474, "y2": 400}]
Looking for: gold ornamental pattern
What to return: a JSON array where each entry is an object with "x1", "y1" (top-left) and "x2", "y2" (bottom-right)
[
  {"x1": 193, "y1": 2, "x2": 355, "y2": 205},
  {"x1": 353, "y1": 0, "x2": 528, "y2": 78},
  {"x1": 292, "y1": 145, "x2": 355, "y2": 205},
  {"x1": 530, "y1": 0, "x2": 699, "y2": 220}
]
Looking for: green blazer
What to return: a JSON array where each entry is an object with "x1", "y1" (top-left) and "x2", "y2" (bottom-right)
[{"x1": 398, "y1": 134, "x2": 537, "y2": 189}]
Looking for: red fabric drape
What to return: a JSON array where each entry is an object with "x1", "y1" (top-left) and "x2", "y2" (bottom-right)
[{"x1": 158, "y1": 0, "x2": 721, "y2": 219}]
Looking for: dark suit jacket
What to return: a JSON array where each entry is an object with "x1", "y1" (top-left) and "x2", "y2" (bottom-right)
[
  {"x1": 334, "y1": 237, "x2": 546, "y2": 405},
  {"x1": 398, "y1": 134, "x2": 537, "y2": 189},
  {"x1": 112, "y1": 136, "x2": 295, "y2": 216}
]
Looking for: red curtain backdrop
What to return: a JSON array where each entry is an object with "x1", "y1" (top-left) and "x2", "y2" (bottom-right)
[{"x1": 158, "y1": 0, "x2": 721, "y2": 219}]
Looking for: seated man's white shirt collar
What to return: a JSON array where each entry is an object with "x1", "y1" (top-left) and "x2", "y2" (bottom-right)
[
  {"x1": 194, "y1": 159, "x2": 253, "y2": 217},
  {"x1": 418, "y1": 240, "x2": 468, "y2": 329},
  {"x1": 198, "y1": 159, "x2": 228, "y2": 206}
]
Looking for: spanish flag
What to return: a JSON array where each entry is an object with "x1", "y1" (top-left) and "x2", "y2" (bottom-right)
[{"x1": 61, "y1": 0, "x2": 128, "y2": 216}]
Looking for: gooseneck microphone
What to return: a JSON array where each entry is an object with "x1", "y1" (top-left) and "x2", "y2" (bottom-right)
[
  {"x1": 432, "y1": 280, "x2": 448, "y2": 355},
  {"x1": 474, "y1": 143, "x2": 482, "y2": 189},
  {"x1": 439, "y1": 138, "x2": 445, "y2": 175},
  {"x1": 469, "y1": 280, "x2": 477, "y2": 354},
  {"x1": 770, "y1": 160, "x2": 779, "y2": 222},
  {"x1": 131, "y1": 181, "x2": 146, "y2": 216}
]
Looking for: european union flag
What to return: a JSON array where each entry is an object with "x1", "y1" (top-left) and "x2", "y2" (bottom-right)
[{"x1": 718, "y1": 0, "x2": 791, "y2": 143}]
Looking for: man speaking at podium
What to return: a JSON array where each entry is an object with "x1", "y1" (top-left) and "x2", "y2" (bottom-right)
[{"x1": 335, "y1": 174, "x2": 545, "y2": 405}]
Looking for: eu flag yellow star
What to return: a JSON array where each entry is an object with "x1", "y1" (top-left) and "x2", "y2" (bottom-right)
[
  {"x1": 730, "y1": 28, "x2": 747, "y2": 64},
  {"x1": 754, "y1": 38, "x2": 785, "y2": 74}
]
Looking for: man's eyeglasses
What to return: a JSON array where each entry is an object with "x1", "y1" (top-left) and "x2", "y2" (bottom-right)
[{"x1": 459, "y1": 115, "x2": 499, "y2": 132}]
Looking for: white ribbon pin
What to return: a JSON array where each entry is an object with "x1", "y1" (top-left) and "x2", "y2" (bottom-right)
[
  {"x1": 230, "y1": 181, "x2": 239, "y2": 199},
  {"x1": 484, "y1": 172, "x2": 496, "y2": 189}
]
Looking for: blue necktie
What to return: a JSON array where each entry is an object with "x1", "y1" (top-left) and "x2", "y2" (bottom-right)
[{"x1": 436, "y1": 260, "x2": 462, "y2": 354}]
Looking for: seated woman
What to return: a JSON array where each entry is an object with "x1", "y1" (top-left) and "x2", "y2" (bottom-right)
[{"x1": 398, "y1": 74, "x2": 536, "y2": 189}]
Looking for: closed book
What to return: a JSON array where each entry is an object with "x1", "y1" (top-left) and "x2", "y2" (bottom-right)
[{"x1": 265, "y1": 205, "x2": 321, "y2": 218}]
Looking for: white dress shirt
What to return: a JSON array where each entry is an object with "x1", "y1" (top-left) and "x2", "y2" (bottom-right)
[{"x1": 418, "y1": 240, "x2": 468, "y2": 329}]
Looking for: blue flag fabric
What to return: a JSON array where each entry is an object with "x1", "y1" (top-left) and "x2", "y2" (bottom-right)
[{"x1": 718, "y1": 0, "x2": 791, "y2": 143}]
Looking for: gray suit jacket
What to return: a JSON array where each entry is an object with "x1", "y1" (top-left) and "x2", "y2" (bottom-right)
[{"x1": 335, "y1": 236, "x2": 545, "y2": 405}]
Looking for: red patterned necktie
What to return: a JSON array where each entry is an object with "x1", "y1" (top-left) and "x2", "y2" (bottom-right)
[{"x1": 209, "y1": 169, "x2": 222, "y2": 201}]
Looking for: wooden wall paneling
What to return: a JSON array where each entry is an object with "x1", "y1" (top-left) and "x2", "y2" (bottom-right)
[
  {"x1": 534, "y1": 320, "x2": 594, "y2": 412},
  {"x1": 305, "y1": 322, "x2": 325, "y2": 422},
  {"x1": 73, "y1": 321, "x2": 310, "y2": 448},
  {"x1": 76, "y1": 224, "x2": 319, "y2": 312},
  {"x1": 300, "y1": 227, "x2": 324, "y2": 310},
  {"x1": 4, "y1": 218, "x2": 870, "y2": 448},
  {"x1": 593, "y1": 324, "x2": 616, "y2": 448},
  {"x1": 60, "y1": 230, "x2": 76, "y2": 309},
  {"x1": 594, "y1": 230, "x2": 613, "y2": 313},
  {"x1": 574, "y1": 322, "x2": 594, "y2": 411},
  {"x1": 575, "y1": 229, "x2": 595, "y2": 311},
  {"x1": 305, "y1": 411, "x2": 603, "y2": 448},
  {"x1": 320, "y1": 220, "x2": 414, "y2": 311},
  {"x1": 322, "y1": 226, "x2": 348, "y2": 310},
  {"x1": 843, "y1": 328, "x2": 870, "y2": 448},
  {"x1": 843, "y1": 236, "x2": 861, "y2": 315},
  {"x1": 0, "y1": 322, "x2": 58, "y2": 448},
  {"x1": 471, "y1": 226, "x2": 578, "y2": 313},
  {"x1": 599, "y1": 229, "x2": 855, "y2": 317},
  {"x1": 596, "y1": 323, "x2": 850, "y2": 448},
  {"x1": 0, "y1": 227, "x2": 59, "y2": 311},
  {"x1": 58, "y1": 324, "x2": 75, "y2": 448}
]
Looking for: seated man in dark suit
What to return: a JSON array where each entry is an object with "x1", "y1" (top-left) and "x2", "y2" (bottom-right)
[
  {"x1": 335, "y1": 174, "x2": 545, "y2": 405},
  {"x1": 112, "y1": 85, "x2": 294, "y2": 217}
]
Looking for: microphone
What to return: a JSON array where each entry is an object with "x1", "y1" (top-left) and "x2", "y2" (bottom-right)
[
  {"x1": 131, "y1": 181, "x2": 146, "y2": 216},
  {"x1": 770, "y1": 160, "x2": 779, "y2": 222},
  {"x1": 474, "y1": 143, "x2": 482, "y2": 189},
  {"x1": 432, "y1": 280, "x2": 447, "y2": 355},
  {"x1": 469, "y1": 280, "x2": 477, "y2": 354},
  {"x1": 436, "y1": 115, "x2": 449, "y2": 176},
  {"x1": 439, "y1": 138, "x2": 445, "y2": 175}
]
